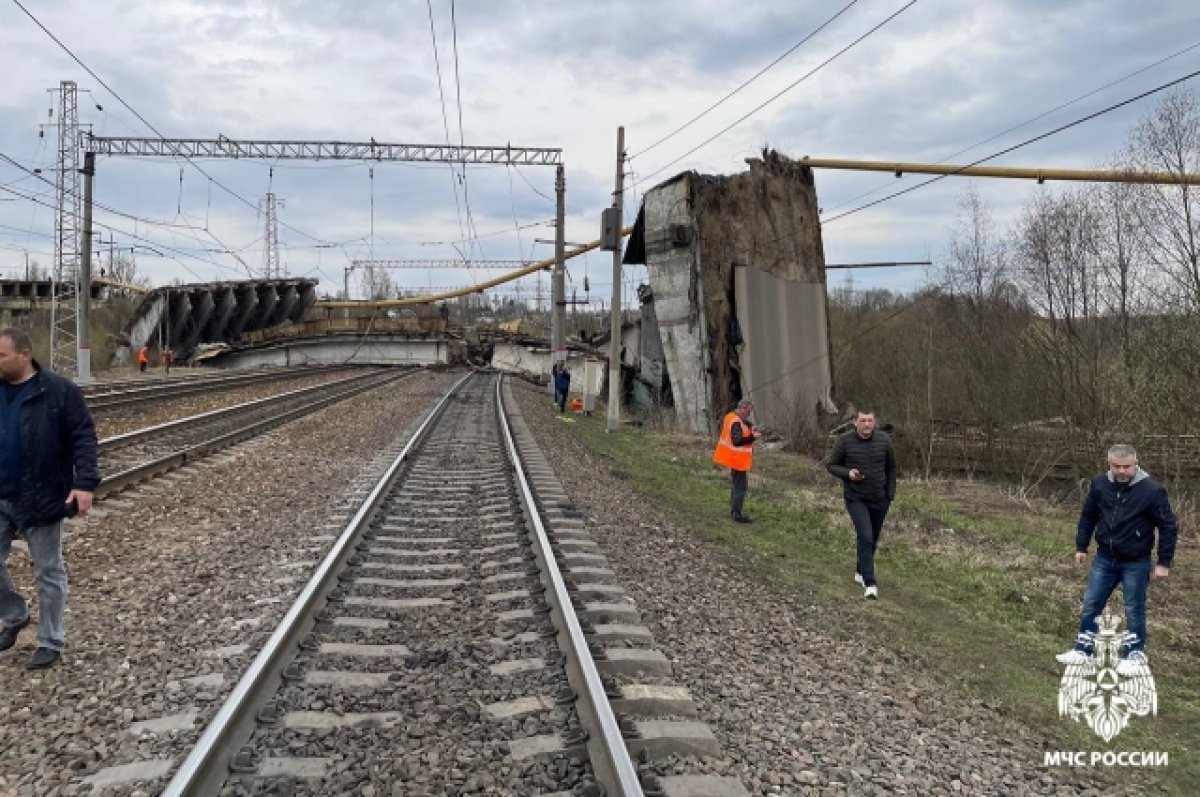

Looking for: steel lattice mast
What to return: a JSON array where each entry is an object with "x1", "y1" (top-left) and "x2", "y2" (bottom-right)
[
  {"x1": 263, "y1": 192, "x2": 282, "y2": 279},
  {"x1": 51, "y1": 80, "x2": 81, "y2": 375}
]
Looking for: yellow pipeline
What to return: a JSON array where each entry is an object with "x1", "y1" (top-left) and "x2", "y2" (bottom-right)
[
  {"x1": 800, "y1": 157, "x2": 1200, "y2": 185},
  {"x1": 315, "y1": 225, "x2": 635, "y2": 309}
]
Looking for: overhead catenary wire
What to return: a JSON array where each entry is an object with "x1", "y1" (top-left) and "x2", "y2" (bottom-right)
[
  {"x1": 821, "y1": 65, "x2": 1200, "y2": 225},
  {"x1": 820, "y1": 38, "x2": 1200, "y2": 215},
  {"x1": 10, "y1": 0, "x2": 344, "y2": 250},
  {"x1": 633, "y1": 0, "x2": 918, "y2": 188},
  {"x1": 634, "y1": 0, "x2": 858, "y2": 159},
  {"x1": 425, "y1": 0, "x2": 471, "y2": 264}
]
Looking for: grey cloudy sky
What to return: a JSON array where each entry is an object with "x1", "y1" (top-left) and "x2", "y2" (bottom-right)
[{"x1": 1, "y1": 0, "x2": 1198, "y2": 300}]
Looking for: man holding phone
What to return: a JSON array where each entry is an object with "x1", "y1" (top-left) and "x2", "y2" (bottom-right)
[
  {"x1": 826, "y1": 409, "x2": 896, "y2": 599},
  {"x1": 0, "y1": 328, "x2": 98, "y2": 669},
  {"x1": 713, "y1": 398, "x2": 763, "y2": 523}
]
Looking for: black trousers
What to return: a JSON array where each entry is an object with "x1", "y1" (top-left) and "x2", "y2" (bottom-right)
[
  {"x1": 555, "y1": 388, "x2": 568, "y2": 413},
  {"x1": 730, "y1": 469, "x2": 748, "y2": 517},
  {"x1": 845, "y1": 497, "x2": 890, "y2": 587}
]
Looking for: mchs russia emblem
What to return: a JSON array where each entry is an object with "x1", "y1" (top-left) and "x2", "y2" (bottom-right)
[{"x1": 1057, "y1": 611, "x2": 1157, "y2": 742}]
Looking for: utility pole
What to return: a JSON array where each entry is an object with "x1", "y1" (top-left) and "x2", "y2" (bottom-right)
[
  {"x1": 50, "y1": 80, "x2": 81, "y2": 375},
  {"x1": 76, "y1": 151, "x2": 95, "y2": 384},
  {"x1": 606, "y1": 127, "x2": 625, "y2": 432},
  {"x1": 551, "y1": 165, "x2": 566, "y2": 366},
  {"x1": 263, "y1": 192, "x2": 282, "y2": 279}
]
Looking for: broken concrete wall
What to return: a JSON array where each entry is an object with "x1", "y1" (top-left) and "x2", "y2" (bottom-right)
[
  {"x1": 638, "y1": 150, "x2": 833, "y2": 437},
  {"x1": 641, "y1": 176, "x2": 714, "y2": 434}
]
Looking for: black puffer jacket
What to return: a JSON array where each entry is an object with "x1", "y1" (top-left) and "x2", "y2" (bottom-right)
[
  {"x1": 825, "y1": 429, "x2": 896, "y2": 503},
  {"x1": 1076, "y1": 469, "x2": 1178, "y2": 566},
  {"x1": 11, "y1": 363, "x2": 99, "y2": 528}
]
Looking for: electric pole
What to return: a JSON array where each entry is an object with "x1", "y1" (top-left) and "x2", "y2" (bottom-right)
[
  {"x1": 263, "y1": 192, "x2": 282, "y2": 279},
  {"x1": 606, "y1": 127, "x2": 625, "y2": 432},
  {"x1": 50, "y1": 80, "x2": 81, "y2": 375},
  {"x1": 76, "y1": 151, "x2": 95, "y2": 384},
  {"x1": 551, "y1": 165, "x2": 566, "y2": 365}
]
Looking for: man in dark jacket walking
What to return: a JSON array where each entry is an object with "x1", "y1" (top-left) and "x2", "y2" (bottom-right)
[
  {"x1": 553, "y1": 363, "x2": 571, "y2": 414},
  {"x1": 1057, "y1": 444, "x2": 1177, "y2": 676},
  {"x1": 0, "y1": 328, "x2": 99, "y2": 669},
  {"x1": 826, "y1": 409, "x2": 896, "y2": 599}
]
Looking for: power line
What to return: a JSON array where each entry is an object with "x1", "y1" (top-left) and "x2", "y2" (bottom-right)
[
  {"x1": 634, "y1": 0, "x2": 858, "y2": 159},
  {"x1": 425, "y1": 0, "x2": 470, "y2": 260},
  {"x1": 821, "y1": 38, "x2": 1200, "y2": 215},
  {"x1": 822, "y1": 66, "x2": 1200, "y2": 224},
  {"x1": 0, "y1": 183, "x2": 240, "y2": 279},
  {"x1": 449, "y1": 0, "x2": 482, "y2": 266},
  {"x1": 633, "y1": 0, "x2": 918, "y2": 188},
  {"x1": 10, "y1": 0, "x2": 339, "y2": 249}
]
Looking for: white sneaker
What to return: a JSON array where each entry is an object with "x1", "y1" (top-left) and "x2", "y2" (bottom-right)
[
  {"x1": 1116, "y1": 651, "x2": 1149, "y2": 677},
  {"x1": 854, "y1": 572, "x2": 864, "y2": 586},
  {"x1": 1055, "y1": 649, "x2": 1092, "y2": 665},
  {"x1": 864, "y1": 585, "x2": 878, "y2": 600}
]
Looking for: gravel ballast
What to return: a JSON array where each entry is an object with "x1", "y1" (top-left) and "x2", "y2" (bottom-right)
[{"x1": 509, "y1": 379, "x2": 1124, "y2": 797}]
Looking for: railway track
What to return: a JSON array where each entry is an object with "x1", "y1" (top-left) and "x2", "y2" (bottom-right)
[
  {"x1": 96, "y1": 368, "x2": 413, "y2": 497},
  {"x1": 85, "y1": 365, "x2": 359, "y2": 413},
  {"x1": 149, "y1": 370, "x2": 742, "y2": 797}
]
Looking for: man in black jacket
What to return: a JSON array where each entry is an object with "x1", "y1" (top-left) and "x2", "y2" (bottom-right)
[
  {"x1": 0, "y1": 328, "x2": 99, "y2": 669},
  {"x1": 1056, "y1": 444, "x2": 1177, "y2": 676},
  {"x1": 826, "y1": 409, "x2": 896, "y2": 599}
]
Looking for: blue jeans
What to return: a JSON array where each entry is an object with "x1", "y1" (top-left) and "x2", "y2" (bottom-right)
[
  {"x1": 1072, "y1": 552, "x2": 1150, "y2": 657},
  {"x1": 0, "y1": 500, "x2": 67, "y2": 652},
  {"x1": 845, "y1": 497, "x2": 890, "y2": 587}
]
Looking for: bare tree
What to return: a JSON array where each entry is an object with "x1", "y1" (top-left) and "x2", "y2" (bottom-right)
[{"x1": 1127, "y1": 88, "x2": 1200, "y2": 310}]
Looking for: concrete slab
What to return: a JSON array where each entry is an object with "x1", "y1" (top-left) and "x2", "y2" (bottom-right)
[
  {"x1": 628, "y1": 720, "x2": 721, "y2": 759},
  {"x1": 659, "y1": 775, "x2": 751, "y2": 797},
  {"x1": 481, "y1": 557, "x2": 525, "y2": 570},
  {"x1": 489, "y1": 631, "x2": 541, "y2": 646},
  {"x1": 305, "y1": 670, "x2": 394, "y2": 688},
  {"x1": 333, "y1": 616, "x2": 391, "y2": 629},
  {"x1": 319, "y1": 642, "x2": 411, "y2": 657},
  {"x1": 483, "y1": 571, "x2": 528, "y2": 584},
  {"x1": 561, "y1": 552, "x2": 608, "y2": 565},
  {"x1": 344, "y1": 596, "x2": 449, "y2": 610},
  {"x1": 485, "y1": 589, "x2": 533, "y2": 603},
  {"x1": 614, "y1": 684, "x2": 698, "y2": 717},
  {"x1": 257, "y1": 757, "x2": 333, "y2": 779},
  {"x1": 495, "y1": 608, "x2": 537, "y2": 622},
  {"x1": 567, "y1": 566, "x2": 616, "y2": 581},
  {"x1": 573, "y1": 583, "x2": 626, "y2": 598},
  {"x1": 480, "y1": 542, "x2": 519, "y2": 555},
  {"x1": 598, "y1": 648, "x2": 673, "y2": 677},
  {"x1": 372, "y1": 536, "x2": 455, "y2": 544},
  {"x1": 591, "y1": 624, "x2": 654, "y2": 644},
  {"x1": 484, "y1": 695, "x2": 554, "y2": 719},
  {"x1": 489, "y1": 657, "x2": 546, "y2": 676},
  {"x1": 83, "y1": 759, "x2": 176, "y2": 786},
  {"x1": 360, "y1": 562, "x2": 463, "y2": 573},
  {"x1": 284, "y1": 711, "x2": 402, "y2": 729},
  {"x1": 507, "y1": 734, "x2": 572, "y2": 760},
  {"x1": 182, "y1": 673, "x2": 225, "y2": 689},
  {"x1": 582, "y1": 602, "x2": 640, "y2": 620},
  {"x1": 482, "y1": 531, "x2": 519, "y2": 541},
  {"x1": 206, "y1": 643, "x2": 249, "y2": 658},
  {"x1": 367, "y1": 546, "x2": 460, "y2": 557},
  {"x1": 353, "y1": 577, "x2": 464, "y2": 588},
  {"x1": 128, "y1": 710, "x2": 200, "y2": 735}
]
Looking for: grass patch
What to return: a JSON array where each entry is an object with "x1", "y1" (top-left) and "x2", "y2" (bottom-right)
[{"x1": 569, "y1": 412, "x2": 1198, "y2": 795}]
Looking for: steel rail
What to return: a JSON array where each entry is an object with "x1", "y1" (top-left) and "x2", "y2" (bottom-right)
[
  {"x1": 86, "y1": 366, "x2": 358, "y2": 411},
  {"x1": 159, "y1": 370, "x2": 475, "y2": 796},
  {"x1": 495, "y1": 374, "x2": 644, "y2": 796},
  {"x1": 98, "y1": 369, "x2": 395, "y2": 450},
  {"x1": 95, "y1": 369, "x2": 413, "y2": 498}
]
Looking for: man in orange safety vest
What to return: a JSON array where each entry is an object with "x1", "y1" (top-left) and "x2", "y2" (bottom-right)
[{"x1": 712, "y1": 398, "x2": 762, "y2": 523}]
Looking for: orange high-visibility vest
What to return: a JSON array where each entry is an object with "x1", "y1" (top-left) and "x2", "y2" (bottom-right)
[
  {"x1": 712, "y1": 411, "x2": 753, "y2": 472},
  {"x1": 137, "y1": 348, "x2": 149, "y2": 364}
]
